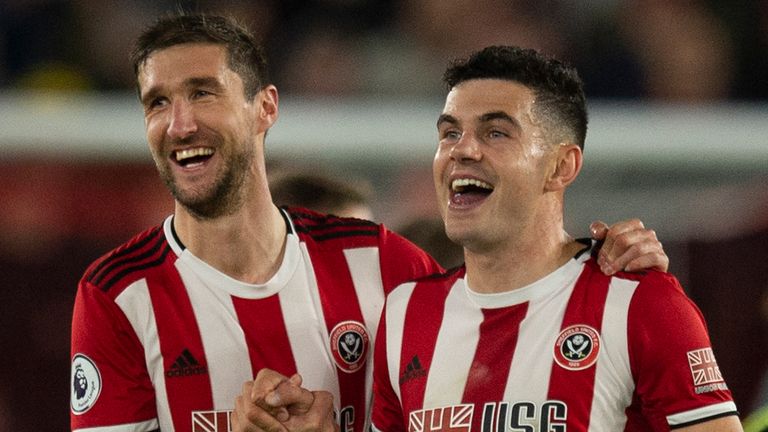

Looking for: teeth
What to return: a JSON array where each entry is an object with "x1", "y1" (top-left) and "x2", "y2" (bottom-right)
[
  {"x1": 175, "y1": 147, "x2": 213, "y2": 161},
  {"x1": 451, "y1": 178, "x2": 493, "y2": 192}
]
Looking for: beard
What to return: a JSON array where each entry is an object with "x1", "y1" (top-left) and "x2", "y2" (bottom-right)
[{"x1": 156, "y1": 133, "x2": 254, "y2": 220}]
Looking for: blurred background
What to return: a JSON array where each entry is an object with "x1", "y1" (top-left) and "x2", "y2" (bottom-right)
[{"x1": 1, "y1": 0, "x2": 767, "y2": 430}]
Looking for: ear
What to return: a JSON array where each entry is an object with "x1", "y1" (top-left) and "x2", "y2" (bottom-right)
[
  {"x1": 545, "y1": 143, "x2": 582, "y2": 191},
  {"x1": 256, "y1": 84, "x2": 279, "y2": 128}
]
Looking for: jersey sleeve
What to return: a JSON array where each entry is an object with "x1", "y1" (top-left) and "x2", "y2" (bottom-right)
[
  {"x1": 377, "y1": 226, "x2": 444, "y2": 294},
  {"x1": 70, "y1": 278, "x2": 158, "y2": 431},
  {"x1": 371, "y1": 299, "x2": 406, "y2": 432},
  {"x1": 627, "y1": 272, "x2": 738, "y2": 429}
]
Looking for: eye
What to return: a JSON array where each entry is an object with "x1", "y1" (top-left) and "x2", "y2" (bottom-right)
[
  {"x1": 488, "y1": 129, "x2": 508, "y2": 139},
  {"x1": 192, "y1": 89, "x2": 213, "y2": 99},
  {"x1": 441, "y1": 129, "x2": 462, "y2": 141},
  {"x1": 145, "y1": 97, "x2": 168, "y2": 112}
]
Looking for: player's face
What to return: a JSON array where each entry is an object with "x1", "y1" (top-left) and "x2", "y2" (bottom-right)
[
  {"x1": 433, "y1": 79, "x2": 556, "y2": 253},
  {"x1": 138, "y1": 43, "x2": 260, "y2": 218}
]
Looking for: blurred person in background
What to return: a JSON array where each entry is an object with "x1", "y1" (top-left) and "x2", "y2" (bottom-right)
[
  {"x1": 396, "y1": 216, "x2": 464, "y2": 269},
  {"x1": 69, "y1": 12, "x2": 668, "y2": 432},
  {"x1": 269, "y1": 168, "x2": 374, "y2": 220}
]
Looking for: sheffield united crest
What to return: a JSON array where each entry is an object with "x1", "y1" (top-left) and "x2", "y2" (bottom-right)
[
  {"x1": 553, "y1": 324, "x2": 601, "y2": 370},
  {"x1": 330, "y1": 320, "x2": 369, "y2": 373}
]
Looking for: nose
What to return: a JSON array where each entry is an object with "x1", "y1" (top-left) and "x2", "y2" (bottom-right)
[
  {"x1": 448, "y1": 132, "x2": 481, "y2": 163},
  {"x1": 166, "y1": 100, "x2": 198, "y2": 140}
]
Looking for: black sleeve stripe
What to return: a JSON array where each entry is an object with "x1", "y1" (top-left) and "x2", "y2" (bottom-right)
[
  {"x1": 302, "y1": 229, "x2": 380, "y2": 242},
  {"x1": 293, "y1": 218, "x2": 379, "y2": 231},
  {"x1": 421, "y1": 266, "x2": 462, "y2": 281},
  {"x1": 669, "y1": 411, "x2": 740, "y2": 429},
  {"x1": 85, "y1": 227, "x2": 163, "y2": 283},
  {"x1": 91, "y1": 232, "x2": 166, "y2": 286},
  {"x1": 100, "y1": 243, "x2": 173, "y2": 292},
  {"x1": 289, "y1": 208, "x2": 378, "y2": 227}
]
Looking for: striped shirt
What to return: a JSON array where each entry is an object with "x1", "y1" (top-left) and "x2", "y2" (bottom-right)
[
  {"x1": 71, "y1": 208, "x2": 441, "y2": 432},
  {"x1": 372, "y1": 242, "x2": 737, "y2": 431}
]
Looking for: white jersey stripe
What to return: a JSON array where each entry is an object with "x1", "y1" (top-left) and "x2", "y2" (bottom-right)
[
  {"x1": 344, "y1": 247, "x2": 387, "y2": 427},
  {"x1": 589, "y1": 277, "x2": 639, "y2": 431},
  {"x1": 344, "y1": 248, "x2": 386, "y2": 342},
  {"x1": 504, "y1": 281, "x2": 571, "y2": 406},
  {"x1": 115, "y1": 280, "x2": 167, "y2": 430},
  {"x1": 285, "y1": 244, "x2": 338, "y2": 402},
  {"x1": 667, "y1": 401, "x2": 739, "y2": 426},
  {"x1": 176, "y1": 257, "x2": 253, "y2": 410},
  {"x1": 385, "y1": 281, "x2": 417, "y2": 402},
  {"x1": 423, "y1": 281, "x2": 482, "y2": 407},
  {"x1": 502, "y1": 258, "x2": 585, "y2": 406}
]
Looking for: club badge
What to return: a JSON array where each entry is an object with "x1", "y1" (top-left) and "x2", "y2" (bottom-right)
[
  {"x1": 330, "y1": 320, "x2": 369, "y2": 373},
  {"x1": 553, "y1": 324, "x2": 601, "y2": 370}
]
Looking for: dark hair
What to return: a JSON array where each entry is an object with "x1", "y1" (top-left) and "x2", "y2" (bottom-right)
[
  {"x1": 269, "y1": 171, "x2": 372, "y2": 217},
  {"x1": 443, "y1": 45, "x2": 588, "y2": 149},
  {"x1": 131, "y1": 13, "x2": 269, "y2": 99}
]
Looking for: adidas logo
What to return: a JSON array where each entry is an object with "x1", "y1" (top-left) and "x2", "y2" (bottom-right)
[
  {"x1": 165, "y1": 349, "x2": 208, "y2": 378},
  {"x1": 399, "y1": 355, "x2": 426, "y2": 385}
]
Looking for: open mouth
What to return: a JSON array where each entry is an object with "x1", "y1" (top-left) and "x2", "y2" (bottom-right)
[
  {"x1": 450, "y1": 178, "x2": 493, "y2": 206},
  {"x1": 174, "y1": 147, "x2": 214, "y2": 168}
]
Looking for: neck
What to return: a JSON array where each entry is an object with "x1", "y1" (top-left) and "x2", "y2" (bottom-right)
[
  {"x1": 172, "y1": 184, "x2": 286, "y2": 284},
  {"x1": 463, "y1": 207, "x2": 581, "y2": 294}
]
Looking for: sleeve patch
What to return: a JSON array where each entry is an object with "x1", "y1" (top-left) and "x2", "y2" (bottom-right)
[
  {"x1": 71, "y1": 353, "x2": 102, "y2": 415},
  {"x1": 687, "y1": 347, "x2": 728, "y2": 393}
]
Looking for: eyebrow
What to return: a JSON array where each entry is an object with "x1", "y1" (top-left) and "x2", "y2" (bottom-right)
[
  {"x1": 436, "y1": 114, "x2": 458, "y2": 128},
  {"x1": 479, "y1": 111, "x2": 518, "y2": 127},
  {"x1": 140, "y1": 76, "x2": 224, "y2": 106},
  {"x1": 436, "y1": 111, "x2": 521, "y2": 129}
]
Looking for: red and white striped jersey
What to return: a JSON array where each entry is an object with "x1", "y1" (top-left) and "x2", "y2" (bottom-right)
[
  {"x1": 70, "y1": 208, "x2": 442, "y2": 432},
  {"x1": 372, "y1": 242, "x2": 738, "y2": 432}
]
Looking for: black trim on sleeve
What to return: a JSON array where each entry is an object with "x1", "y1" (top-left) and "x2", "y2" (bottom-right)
[
  {"x1": 669, "y1": 411, "x2": 740, "y2": 429},
  {"x1": 100, "y1": 244, "x2": 172, "y2": 292}
]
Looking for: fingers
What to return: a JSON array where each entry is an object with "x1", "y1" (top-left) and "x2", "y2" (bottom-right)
[
  {"x1": 272, "y1": 376, "x2": 315, "y2": 416},
  {"x1": 282, "y1": 391, "x2": 339, "y2": 432},
  {"x1": 251, "y1": 369, "x2": 293, "y2": 422},
  {"x1": 233, "y1": 381, "x2": 288, "y2": 432},
  {"x1": 235, "y1": 369, "x2": 336, "y2": 432},
  {"x1": 594, "y1": 219, "x2": 668, "y2": 274},
  {"x1": 589, "y1": 220, "x2": 609, "y2": 241},
  {"x1": 251, "y1": 369, "x2": 291, "y2": 402}
]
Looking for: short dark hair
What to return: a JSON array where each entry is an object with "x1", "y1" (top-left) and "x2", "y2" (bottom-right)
[
  {"x1": 269, "y1": 171, "x2": 372, "y2": 217},
  {"x1": 131, "y1": 13, "x2": 269, "y2": 99},
  {"x1": 443, "y1": 46, "x2": 588, "y2": 149}
]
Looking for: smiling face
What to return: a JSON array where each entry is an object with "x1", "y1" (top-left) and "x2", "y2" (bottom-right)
[
  {"x1": 138, "y1": 43, "x2": 266, "y2": 219},
  {"x1": 433, "y1": 78, "x2": 560, "y2": 253}
]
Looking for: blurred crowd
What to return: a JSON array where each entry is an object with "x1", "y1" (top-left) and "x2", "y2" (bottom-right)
[
  {"x1": 1, "y1": 1, "x2": 768, "y2": 430},
  {"x1": 1, "y1": 0, "x2": 767, "y2": 102}
]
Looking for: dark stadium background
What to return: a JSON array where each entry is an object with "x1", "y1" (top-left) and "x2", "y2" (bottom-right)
[{"x1": 0, "y1": 1, "x2": 766, "y2": 430}]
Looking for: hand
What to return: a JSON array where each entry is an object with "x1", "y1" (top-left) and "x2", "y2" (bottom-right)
[
  {"x1": 590, "y1": 219, "x2": 668, "y2": 275},
  {"x1": 232, "y1": 368, "x2": 338, "y2": 432}
]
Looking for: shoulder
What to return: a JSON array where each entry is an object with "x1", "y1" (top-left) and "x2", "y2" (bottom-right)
[
  {"x1": 610, "y1": 269, "x2": 690, "y2": 312},
  {"x1": 389, "y1": 266, "x2": 463, "y2": 300},
  {"x1": 79, "y1": 224, "x2": 173, "y2": 299},
  {"x1": 285, "y1": 206, "x2": 380, "y2": 245},
  {"x1": 285, "y1": 205, "x2": 437, "y2": 263}
]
